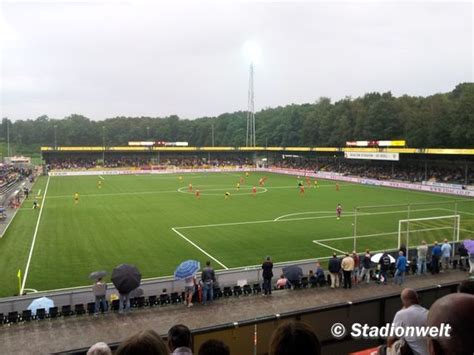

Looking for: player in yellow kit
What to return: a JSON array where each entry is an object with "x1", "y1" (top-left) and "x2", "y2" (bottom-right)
[
  {"x1": 236, "y1": 182, "x2": 240, "y2": 191},
  {"x1": 97, "y1": 180, "x2": 102, "y2": 189},
  {"x1": 74, "y1": 192, "x2": 80, "y2": 205}
]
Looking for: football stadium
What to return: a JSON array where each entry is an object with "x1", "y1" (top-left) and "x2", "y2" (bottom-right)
[{"x1": 1, "y1": 1, "x2": 473, "y2": 355}]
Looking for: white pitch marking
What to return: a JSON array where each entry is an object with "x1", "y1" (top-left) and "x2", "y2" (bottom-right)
[
  {"x1": 21, "y1": 175, "x2": 51, "y2": 295},
  {"x1": 171, "y1": 227, "x2": 229, "y2": 269},
  {"x1": 37, "y1": 189, "x2": 41, "y2": 196},
  {"x1": 312, "y1": 240, "x2": 345, "y2": 254},
  {"x1": 98, "y1": 175, "x2": 105, "y2": 180}
]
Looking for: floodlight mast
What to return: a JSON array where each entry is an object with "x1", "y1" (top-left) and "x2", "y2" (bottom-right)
[{"x1": 246, "y1": 62, "x2": 255, "y2": 147}]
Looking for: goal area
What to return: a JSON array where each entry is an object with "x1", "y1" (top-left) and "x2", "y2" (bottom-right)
[{"x1": 398, "y1": 214, "x2": 460, "y2": 251}]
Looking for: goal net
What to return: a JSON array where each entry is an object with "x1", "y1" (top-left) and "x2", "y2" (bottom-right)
[{"x1": 398, "y1": 214, "x2": 460, "y2": 251}]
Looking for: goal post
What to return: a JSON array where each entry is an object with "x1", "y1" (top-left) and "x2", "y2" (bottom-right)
[{"x1": 398, "y1": 214, "x2": 460, "y2": 253}]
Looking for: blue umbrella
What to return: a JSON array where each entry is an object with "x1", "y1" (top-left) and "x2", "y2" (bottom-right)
[
  {"x1": 27, "y1": 296, "x2": 54, "y2": 316},
  {"x1": 174, "y1": 260, "x2": 200, "y2": 280}
]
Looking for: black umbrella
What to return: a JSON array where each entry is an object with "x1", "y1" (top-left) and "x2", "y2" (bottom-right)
[
  {"x1": 88, "y1": 270, "x2": 107, "y2": 280},
  {"x1": 283, "y1": 265, "x2": 303, "y2": 281},
  {"x1": 111, "y1": 264, "x2": 141, "y2": 294}
]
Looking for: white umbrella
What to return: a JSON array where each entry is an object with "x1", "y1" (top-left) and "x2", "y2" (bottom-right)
[
  {"x1": 27, "y1": 297, "x2": 54, "y2": 316},
  {"x1": 371, "y1": 253, "x2": 396, "y2": 264}
]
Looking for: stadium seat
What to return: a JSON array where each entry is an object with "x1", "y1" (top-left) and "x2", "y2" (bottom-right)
[
  {"x1": 36, "y1": 308, "x2": 46, "y2": 320},
  {"x1": 148, "y1": 295, "x2": 158, "y2": 307},
  {"x1": 7, "y1": 311, "x2": 18, "y2": 324},
  {"x1": 110, "y1": 300, "x2": 120, "y2": 312},
  {"x1": 170, "y1": 292, "x2": 181, "y2": 304},
  {"x1": 159, "y1": 293, "x2": 170, "y2": 306},
  {"x1": 134, "y1": 296, "x2": 146, "y2": 308},
  {"x1": 74, "y1": 304, "x2": 86, "y2": 315},
  {"x1": 49, "y1": 307, "x2": 59, "y2": 319},
  {"x1": 243, "y1": 284, "x2": 252, "y2": 295},
  {"x1": 223, "y1": 287, "x2": 233, "y2": 297},
  {"x1": 233, "y1": 285, "x2": 243, "y2": 296},
  {"x1": 61, "y1": 305, "x2": 73, "y2": 317},
  {"x1": 213, "y1": 287, "x2": 223, "y2": 299},
  {"x1": 301, "y1": 277, "x2": 309, "y2": 288},
  {"x1": 87, "y1": 302, "x2": 95, "y2": 315},
  {"x1": 21, "y1": 310, "x2": 32, "y2": 322},
  {"x1": 252, "y1": 283, "x2": 261, "y2": 294}
]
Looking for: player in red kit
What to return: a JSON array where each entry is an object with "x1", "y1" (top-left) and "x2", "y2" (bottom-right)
[
  {"x1": 336, "y1": 204, "x2": 342, "y2": 220},
  {"x1": 188, "y1": 183, "x2": 193, "y2": 192},
  {"x1": 252, "y1": 186, "x2": 257, "y2": 197},
  {"x1": 305, "y1": 176, "x2": 311, "y2": 186},
  {"x1": 259, "y1": 178, "x2": 264, "y2": 186},
  {"x1": 336, "y1": 182, "x2": 340, "y2": 191},
  {"x1": 300, "y1": 185, "x2": 305, "y2": 196},
  {"x1": 195, "y1": 189, "x2": 200, "y2": 199}
]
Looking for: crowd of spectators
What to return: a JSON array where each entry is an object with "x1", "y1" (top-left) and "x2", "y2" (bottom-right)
[
  {"x1": 85, "y1": 283, "x2": 474, "y2": 355},
  {"x1": 46, "y1": 157, "x2": 253, "y2": 170},
  {"x1": 272, "y1": 158, "x2": 473, "y2": 185}
]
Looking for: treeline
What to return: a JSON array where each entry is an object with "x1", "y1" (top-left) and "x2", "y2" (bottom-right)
[{"x1": 2, "y1": 83, "x2": 473, "y2": 150}]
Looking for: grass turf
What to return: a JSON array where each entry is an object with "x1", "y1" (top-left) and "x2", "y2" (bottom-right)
[{"x1": 0, "y1": 171, "x2": 472, "y2": 297}]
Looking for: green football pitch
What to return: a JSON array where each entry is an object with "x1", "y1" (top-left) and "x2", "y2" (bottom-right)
[{"x1": 0, "y1": 172, "x2": 473, "y2": 297}]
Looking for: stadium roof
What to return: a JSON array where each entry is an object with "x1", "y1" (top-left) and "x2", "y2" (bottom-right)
[{"x1": 40, "y1": 146, "x2": 474, "y2": 155}]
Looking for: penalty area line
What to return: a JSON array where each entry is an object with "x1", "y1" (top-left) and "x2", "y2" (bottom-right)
[
  {"x1": 21, "y1": 175, "x2": 51, "y2": 295},
  {"x1": 99, "y1": 175, "x2": 105, "y2": 180},
  {"x1": 171, "y1": 227, "x2": 229, "y2": 270},
  {"x1": 312, "y1": 240, "x2": 345, "y2": 254}
]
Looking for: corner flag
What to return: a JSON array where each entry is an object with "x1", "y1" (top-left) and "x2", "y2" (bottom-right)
[{"x1": 17, "y1": 269, "x2": 21, "y2": 295}]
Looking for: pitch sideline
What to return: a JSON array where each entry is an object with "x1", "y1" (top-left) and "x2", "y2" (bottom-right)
[{"x1": 21, "y1": 175, "x2": 51, "y2": 295}]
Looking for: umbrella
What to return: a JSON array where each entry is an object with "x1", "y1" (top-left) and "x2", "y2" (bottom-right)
[
  {"x1": 371, "y1": 253, "x2": 396, "y2": 264},
  {"x1": 464, "y1": 240, "x2": 474, "y2": 254},
  {"x1": 111, "y1": 264, "x2": 141, "y2": 294},
  {"x1": 27, "y1": 297, "x2": 54, "y2": 316},
  {"x1": 283, "y1": 265, "x2": 303, "y2": 281},
  {"x1": 89, "y1": 270, "x2": 107, "y2": 280},
  {"x1": 174, "y1": 260, "x2": 200, "y2": 280}
]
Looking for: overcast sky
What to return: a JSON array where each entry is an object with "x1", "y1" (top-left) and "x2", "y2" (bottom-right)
[{"x1": 1, "y1": 0, "x2": 472, "y2": 121}]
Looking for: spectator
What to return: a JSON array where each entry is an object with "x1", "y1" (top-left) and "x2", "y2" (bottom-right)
[
  {"x1": 426, "y1": 293, "x2": 474, "y2": 355},
  {"x1": 441, "y1": 239, "x2": 452, "y2": 271},
  {"x1": 351, "y1": 251, "x2": 360, "y2": 285},
  {"x1": 92, "y1": 277, "x2": 108, "y2": 315},
  {"x1": 269, "y1": 321, "x2": 321, "y2": 355},
  {"x1": 119, "y1": 291, "x2": 131, "y2": 314},
  {"x1": 394, "y1": 251, "x2": 407, "y2": 286},
  {"x1": 115, "y1": 329, "x2": 169, "y2": 355},
  {"x1": 379, "y1": 252, "x2": 391, "y2": 285},
  {"x1": 184, "y1": 275, "x2": 196, "y2": 308},
  {"x1": 431, "y1": 242, "x2": 442, "y2": 274},
  {"x1": 359, "y1": 250, "x2": 372, "y2": 284},
  {"x1": 276, "y1": 274, "x2": 288, "y2": 289},
  {"x1": 466, "y1": 239, "x2": 474, "y2": 274},
  {"x1": 458, "y1": 280, "x2": 474, "y2": 295},
  {"x1": 341, "y1": 252, "x2": 354, "y2": 289},
  {"x1": 201, "y1": 261, "x2": 216, "y2": 306},
  {"x1": 262, "y1": 256, "x2": 274, "y2": 296},
  {"x1": 314, "y1": 262, "x2": 326, "y2": 286},
  {"x1": 168, "y1": 324, "x2": 193, "y2": 355},
  {"x1": 198, "y1": 339, "x2": 230, "y2": 355},
  {"x1": 384, "y1": 288, "x2": 428, "y2": 355},
  {"x1": 417, "y1": 241, "x2": 428, "y2": 275},
  {"x1": 399, "y1": 244, "x2": 407, "y2": 257},
  {"x1": 457, "y1": 242, "x2": 469, "y2": 271},
  {"x1": 87, "y1": 342, "x2": 112, "y2": 355},
  {"x1": 328, "y1": 253, "x2": 341, "y2": 289}
]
